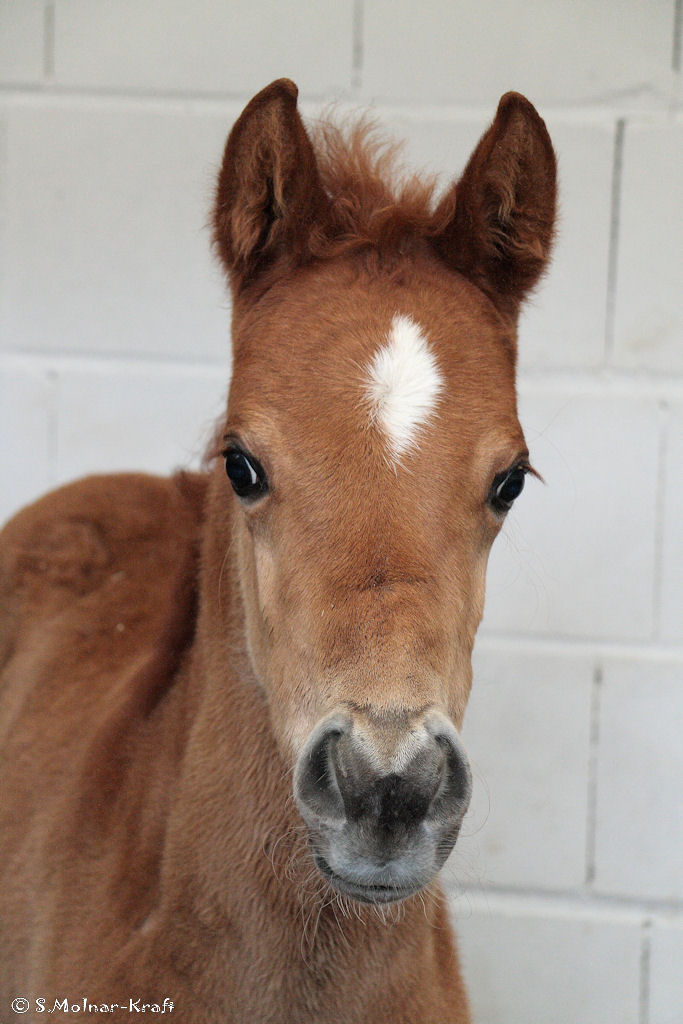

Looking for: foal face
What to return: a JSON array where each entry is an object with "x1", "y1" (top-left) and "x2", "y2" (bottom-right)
[
  {"x1": 213, "y1": 78, "x2": 555, "y2": 902},
  {"x1": 224, "y1": 259, "x2": 527, "y2": 901}
]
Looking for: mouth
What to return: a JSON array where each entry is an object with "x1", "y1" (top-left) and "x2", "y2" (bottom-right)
[{"x1": 313, "y1": 853, "x2": 418, "y2": 905}]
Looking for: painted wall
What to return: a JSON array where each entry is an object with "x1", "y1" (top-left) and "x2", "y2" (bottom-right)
[{"x1": 1, "y1": 3, "x2": 681, "y2": 1021}]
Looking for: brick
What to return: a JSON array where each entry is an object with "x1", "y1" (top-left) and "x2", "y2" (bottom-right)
[
  {"x1": 482, "y1": 390, "x2": 660, "y2": 639},
  {"x1": 444, "y1": 648, "x2": 592, "y2": 892},
  {"x1": 362, "y1": 0, "x2": 673, "y2": 106},
  {"x1": 454, "y1": 902, "x2": 642, "y2": 1024},
  {"x1": 0, "y1": 361, "x2": 55, "y2": 527},
  {"x1": 613, "y1": 122, "x2": 683, "y2": 371},
  {"x1": 660, "y1": 404, "x2": 683, "y2": 641},
  {"x1": 594, "y1": 658, "x2": 683, "y2": 901},
  {"x1": 0, "y1": 102, "x2": 233, "y2": 359},
  {"x1": 0, "y1": 1, "x2": 45, "y2": 85},
  {"x1": 650, "y1": 920, "x2": 683, "y2": 1024},
  {"x1": 54, "y1": 363, "x2": 228, "y2": 486},
  {"x1": 53, "y1": 0, "x2": 353, "y2": 96}
]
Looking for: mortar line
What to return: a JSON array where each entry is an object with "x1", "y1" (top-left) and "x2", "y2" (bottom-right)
[
  {"x1": 43, "y1": 1, "x2": 55, "y2": 81},
  {"x1": 6, "y1": 350, "x2": 683, "y2": 396},
  {"x1": 673, "y1": 0, "x2": 682, "y2": 71},
  {"x1": 604, "y1": 119, "x2": 625, "y2": 363},
  {"x1": 651, "y1": 401, "x2": 670, "y2": 640},
  {"x1": 0, "y1": 82, "x2": 336, "y2": 107},
  {"x1": 639, "y1": 919, "x2": 652, "y2": 1024},
  {"x1": 585, "y1": 662, "x2": 602, "y2": 887},
  {"x1": 455, "y1": 884, "x2": 683, "y2": 918},
  {"x1": 476, "y1": 630, "x2": 683, "y2": 659},
  {"x1": 0, "y1": 83, "x2": 677, "y2": 122},
  {"x1": 0, "y1": 348, "x2": 232, "y2": 372}
]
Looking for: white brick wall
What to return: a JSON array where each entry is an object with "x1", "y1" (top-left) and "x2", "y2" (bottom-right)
[
  {"x1": 0, "y1": 101, "x2": 231, "y2": 359},
  {"x1": 362, "y1": 0, "x2": 675, "y2": 107},
  {"x1": 613, "y1": 122, "x2": 683, "y2": 372},
  {"x1": 0, "y1": 0, "x2": 44, "y2": 84},
  {"x1": 448, "y1": 649, "x2": 594, "y2": 892},
  {"x1": 52, "y1": 0, "x2": 354, "y2": 96},
  {"x1": 650, "y1": 921, "x2": 683, "y2": 1024},
  {"x1": 1, "y1": 2, "x2": 681, "y2": 1020},
  {"x1": 661, "y1": 403, "x2": 683, "y2": 641},
  {"x1": 455, "y1": 896, "x2": 645, "y2": 1024},
  {"x1": 594, "y1": 658, "x2": 683, "y2": 902}
]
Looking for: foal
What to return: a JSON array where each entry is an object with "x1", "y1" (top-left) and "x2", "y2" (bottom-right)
[{"x1": 0, "y1": 80, "x2": 556, "y2": 1023}]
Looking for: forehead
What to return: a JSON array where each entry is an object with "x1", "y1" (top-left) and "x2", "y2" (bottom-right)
[{"x1": 229, "y1": 259, "x2": 522, "y2": 458}]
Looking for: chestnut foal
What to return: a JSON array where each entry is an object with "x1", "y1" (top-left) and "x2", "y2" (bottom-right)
[{"x1": 0, "y1": 80, "x2": 555, "y2": 1023}]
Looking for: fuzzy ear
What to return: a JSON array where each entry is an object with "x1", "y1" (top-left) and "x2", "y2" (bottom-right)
[
  {"x1": 433, "y1": 92, "x2": 557, "y2": 318},
  {"x1": 213, "y1": 78, "x2": 330, "y2": 292}
]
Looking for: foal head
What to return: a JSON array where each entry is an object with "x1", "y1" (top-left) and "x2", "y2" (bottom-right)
[{"x1": 212, "y1": 80, "x2": 556, "y2": 904}]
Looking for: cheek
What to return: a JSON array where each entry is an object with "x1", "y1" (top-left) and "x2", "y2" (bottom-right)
[
  {"x1": 438, "y1": 544, "x2": 489, "y2": 724},
  {"x1": 463, "y1": 515, "x2": 496, "y2": 613},
  {"x1": 253, "y1": 537, "x2": 277, "y2": 622},
  {"x1": 244, "y1": 538, "x2": 325, "y2": 758},
  {"x1": 444, "y1": 524, "x2": 490, "y2": 630},
  {"x1": 469, "y1": 554, "x2": 488, "y2": 626},
  {"x1": 235, "y1": 527, "x2": 278, "y2": 685},
  {"x1": 450, "y1": 662, "x2": 474, "y2": 729},
  {"x1": 251, "y1": 536, "x2": 312, "y2": 659}
]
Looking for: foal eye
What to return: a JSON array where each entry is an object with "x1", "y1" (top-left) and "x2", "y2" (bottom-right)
[
  {"x1": 223, "y1": 446, "x2": 269, "y2": 501},
  {"x1": 488, "y1": 464, "x2": 527, "y2": 515}
]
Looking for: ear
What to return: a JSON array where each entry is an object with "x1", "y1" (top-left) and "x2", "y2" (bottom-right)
[
  {"x1": 213, "y1": 78, "x2": 330, "y2": 293},
  {"x1": 433, "y1": 92, "x2": 557, "y2": 318}
]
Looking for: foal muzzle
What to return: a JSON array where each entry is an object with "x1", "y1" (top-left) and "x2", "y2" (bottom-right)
[{"x1": 293, "y1": 709, "x2": 472, "y2": 903}]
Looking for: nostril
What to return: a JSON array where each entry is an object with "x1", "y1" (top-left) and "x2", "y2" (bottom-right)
[
  {"x1": 426, "y1": 733, "x2": 472, "y2": 823},
  {"x1": 294, "y1": 724, "x2": 346, "y2": 824},
  {"x1": 310, "y1": 729, "x2": 340, "y2": 789},
  {"x1": 427, "y1": 745, "x2": 450, "y2": 805}
]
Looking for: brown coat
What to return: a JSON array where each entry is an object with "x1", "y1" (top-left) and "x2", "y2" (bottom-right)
[{"x1": 0, "y1": 80, "x2": 555, "y2": 1023}]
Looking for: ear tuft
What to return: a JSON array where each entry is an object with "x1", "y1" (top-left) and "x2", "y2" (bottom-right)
[
  {"x1": 213, "y1": 79, "x2": 329, "y2": 293},
  {"x1": 433, "y1": 92, "x2": 557, "y2": 318}
]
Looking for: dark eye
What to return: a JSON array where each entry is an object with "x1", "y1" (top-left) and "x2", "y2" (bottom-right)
[
  {"x1": 223, "y1": 446, "x2": 269, "y2": 501},
  {"x1": 489, "y1": 464, "x2": 527, "y2": 515}
]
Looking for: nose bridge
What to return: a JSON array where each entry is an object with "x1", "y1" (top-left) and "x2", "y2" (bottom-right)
[
  {"x1": 347, "y1": 707, "x2": 471, "y2": 802},
  {"x1": 320, "y1": 563, "x2": 448, "y2": 660},
  {"x1": 349, "y1": 705, "x2": 436, "y2": 776},
  {"x1": 321, "y1": 626, "x2": 452, "y2": 718}
]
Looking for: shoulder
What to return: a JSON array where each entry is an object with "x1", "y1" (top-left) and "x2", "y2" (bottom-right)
[{"x1": 0, "y1": 471, "x2": 208, "y2": 661}]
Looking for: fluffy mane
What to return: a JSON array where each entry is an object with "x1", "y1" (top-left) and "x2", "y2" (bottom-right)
[{"x1": 308, "y1": 117, "x2": 446, "y2": 258}]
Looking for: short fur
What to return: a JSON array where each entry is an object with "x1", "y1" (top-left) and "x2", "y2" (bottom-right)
[{"x1": 0, "y1": 80, "x2": 556, "y2": 1023}]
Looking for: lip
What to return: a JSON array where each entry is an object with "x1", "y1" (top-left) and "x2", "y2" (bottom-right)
[{"x1": 313, "y1": 854, "x2": 418, "y2": 905}]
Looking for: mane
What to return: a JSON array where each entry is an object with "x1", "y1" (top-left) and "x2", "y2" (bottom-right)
[{"x1": 309, "y1": 116, "x2": 447, "y2": 260}]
